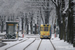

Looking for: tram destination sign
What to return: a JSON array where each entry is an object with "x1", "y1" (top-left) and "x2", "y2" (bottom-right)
[{"x1": 8, "y1": 24, "x2": 14, "y2": 26}]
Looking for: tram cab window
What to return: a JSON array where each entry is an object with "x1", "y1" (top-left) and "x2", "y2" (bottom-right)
[
  {"x1": 8, "y1": 26, "x2": 14, "y2": 34},
  {"x1": 40, "y1": 27, "x2": 48, "y2": 31},
  {"x1": 44, "y1": 27, "x2": 48, "y2": 31},
  {"x1": 40, "y1": 27, "x2": 44, "y2": 31}
]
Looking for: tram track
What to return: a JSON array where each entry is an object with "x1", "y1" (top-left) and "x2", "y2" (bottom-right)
[
  {"x1": 37, "y1": 39, "x2": 56, "y2": 50},
  {"x1": 5, "y1": 38, "x2": 29, "y2": 50},
  {"x1": 23, "y1": 38, "x2": 36, "y2": 50},
  {"x1": 50, "y1": 40, "x2": 56, "y2": 50},
  {"x1": 37, "y1": 39, "x2": 42, "y2": 50},
  {"x1": 5, "y1": 38, "x2": 56, "y2": 50},
  {"x1": 5, "y1": 38, "x2": 38, "y2": 50}
]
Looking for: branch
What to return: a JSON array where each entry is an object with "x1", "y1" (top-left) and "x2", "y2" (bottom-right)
[{"x1": 51, "y1": 0, "x2": 58, "y2": 7}]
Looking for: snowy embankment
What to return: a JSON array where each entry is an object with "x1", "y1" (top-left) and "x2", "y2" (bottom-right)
[
  {"x1": 7, "y1": 38, "x2": 35, "y2": 50},
  {"x1": 51, "y1": 34, "x2": 75, "y2": 50},
  {"x1": 0, "y1": 37, "x2": 28, "y2": 50}
]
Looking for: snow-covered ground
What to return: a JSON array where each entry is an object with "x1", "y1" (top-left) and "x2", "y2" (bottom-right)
[
  {"x1": 7, "y1": 38, "x2": 35, "y2": 50},
  {"x1": 51, "y1": 34, "x2": 75, "y2": 50},
  {"x1": 0, "y1": 32, "x2": 75, "y2": 50},
  {"x1": 39, "y1": 39, "x2": 54, "y2": 50},
  {"x1": 25, "y1": 39, "x2": 41, "y2": 50}
]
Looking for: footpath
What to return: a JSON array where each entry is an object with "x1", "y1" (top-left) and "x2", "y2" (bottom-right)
[
  {"x1": 51, "y1": 34, "x2": 75, "y2": 50},
  {"x1": 0, "y1": 32, "x2": 6, "y2": 47}
]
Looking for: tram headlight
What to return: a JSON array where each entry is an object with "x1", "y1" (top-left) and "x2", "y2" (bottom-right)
[{"x1": 47, "y1": 33, "x2": 49, "y2": 35}]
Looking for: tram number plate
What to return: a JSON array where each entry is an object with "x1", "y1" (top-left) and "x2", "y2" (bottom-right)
[{"x1": 43, "y1": 36, "x2": 48, "y2": 38}]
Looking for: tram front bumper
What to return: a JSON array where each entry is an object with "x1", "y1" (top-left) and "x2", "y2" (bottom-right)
[
  {"x1": 40, "y1": 36, "x2": 43, "y2": 38},
  {"x1": 40, "y1": 35, "x2": 50, "y2": 38}
]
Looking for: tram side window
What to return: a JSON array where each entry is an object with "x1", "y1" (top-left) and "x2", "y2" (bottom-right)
[
  {"x1": 40, "y1": 27, "x2": 44, "y2": 31},
  {"x1": 44, "y1": 27, "x2": 48, "y2": 31}
]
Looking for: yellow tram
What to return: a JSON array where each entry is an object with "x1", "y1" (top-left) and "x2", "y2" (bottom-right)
[
  {"x1": 6, "y1": 21, "x2": 19, "y2": 39},
  {"x1": 40, "y1": 24, "x2": 51, "y2": 39}
]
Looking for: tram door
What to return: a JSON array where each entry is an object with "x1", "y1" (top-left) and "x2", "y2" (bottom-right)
[{"x1": 6, "y1": 22, "x2": 18, "y2": 39}]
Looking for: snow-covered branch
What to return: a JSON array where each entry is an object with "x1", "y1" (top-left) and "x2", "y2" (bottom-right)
[{"x1": 51, "y1": 0, "x2": 58, "y2": 7}]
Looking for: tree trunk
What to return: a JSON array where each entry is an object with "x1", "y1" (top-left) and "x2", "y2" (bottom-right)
[
  {"x1": 56, "y1": 6, "x2": 62, "y2": 39},
  {"x1": 30, "y1": 16, "x2": 33, "y2": 34},
  {"x1": 1, "y1": 20, "x2": 3, "y2": 33},
  {"x1": 21, "y1": 17, "x2": 24, "y2": 34},
  {"x1": 62, "y1": 16, "x2": 66, "y2": 41}
]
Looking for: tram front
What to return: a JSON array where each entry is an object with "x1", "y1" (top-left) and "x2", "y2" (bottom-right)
[{"x1": 5, "y1": 21, "x2": 19, "y2": 39}]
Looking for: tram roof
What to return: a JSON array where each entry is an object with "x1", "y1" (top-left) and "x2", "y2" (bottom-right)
[
  {"x1": 40, "y1": 24, "x2": 50, "y2": 27},
  {"x1": 6, "y1": 21, "x2": 19, "y2": 24}
]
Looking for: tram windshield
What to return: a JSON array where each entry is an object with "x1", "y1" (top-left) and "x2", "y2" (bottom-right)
[
  {"x1": 40, "y1": 27, "x2": 48, "y2": 31},
  {"x1": 44, "y1": 27, "x2": 48, "y2": 31},
  {"x1": 8, "y1": 24, "x2": 15, "y2": 34}
]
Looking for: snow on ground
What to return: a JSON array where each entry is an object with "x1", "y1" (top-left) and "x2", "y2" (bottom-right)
[
  {"x1": 51, "y1": 34, "x2": 75, "y2": 50},
  {"x1": 26, "y1": 38, "x2": 41, "y2": 50},
  {"x1": 8, "y1": 38, "x2": 35, "y2": 50},
  {"x1": 39, "y1": 39, "x2": 54, "y2": 50},
  {"x1": 0, "y1": 32, "x2": 75, "y2": 50},
  {"x1": 0, "y1": 38, "x2": 28, "y2": 50},
  {"x1": 24, "y1": 34, "x2": 40, "y2": 38}
]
